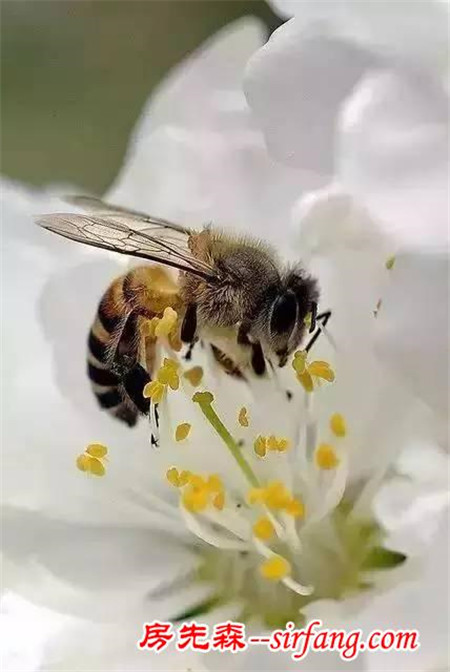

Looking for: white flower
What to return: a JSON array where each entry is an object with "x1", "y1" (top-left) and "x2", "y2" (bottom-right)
[
  {"x1": 1, "y1": 15, "x2": 448, "y2": 672},
  {"x1": 244, "y1": 0, "x2": 449, "y2": 427}
]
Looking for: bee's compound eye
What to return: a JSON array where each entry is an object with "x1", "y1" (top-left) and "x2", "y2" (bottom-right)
[{"x1": 270, "y1": 291, "x2": 297, "y2": 338}]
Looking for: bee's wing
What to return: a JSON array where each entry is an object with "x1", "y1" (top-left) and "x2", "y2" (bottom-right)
[
  {"x1": 36, "y1": 209, "x2": 215, "y2": 280},
  {"x1": 65, "y1": 195, "x2": 189, "y2": 233}
]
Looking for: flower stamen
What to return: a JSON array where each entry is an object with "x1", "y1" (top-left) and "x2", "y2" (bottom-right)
[{"x1": 193, "y1": 391, "x2": 259, "y2": 487}]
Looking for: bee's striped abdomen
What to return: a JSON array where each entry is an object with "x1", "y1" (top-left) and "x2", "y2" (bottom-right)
[
  {"x1": 87, "y1": 277, "x2": 144, "y2": 427},
  {"x1": 87, "y1": 266, "x2": 180, "y2": 429}
]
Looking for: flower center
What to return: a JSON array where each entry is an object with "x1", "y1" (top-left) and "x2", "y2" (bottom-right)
[{"x1": 78, "y1": 303, "x2": 407, "y2": 625}]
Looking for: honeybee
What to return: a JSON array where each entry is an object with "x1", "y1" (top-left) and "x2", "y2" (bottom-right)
[{"x1": 37, "y1": 196, "x2": 323, "y2": 429}]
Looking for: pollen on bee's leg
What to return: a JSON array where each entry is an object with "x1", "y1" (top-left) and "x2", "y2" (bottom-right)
[
  {"x1": 315, "y1": 443, "x2": 340, "y2": 470},
  {"x1": 260, "y1": 555, "x2": 291, "y2": 581}
]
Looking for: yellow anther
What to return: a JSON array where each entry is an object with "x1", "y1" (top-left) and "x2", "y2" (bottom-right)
[
  {"x1": 308, "y1": 361, "x2": 335, "y2": 382},
  {"x1": 265, "y1": 481, "x2": 291, "y2": 510},
  {"x1": 267, "y1": 436, "x2": 290, "y2": 452},
  {"x1": 385, "y1": 255, "x2": 396, "y2": 270},
  {"x1": 86, "y1": 456, "x2": 105, "y2": 477},
  {"x1": 330, "y1": 413, "x2": 347, "y2": 438},
  {"x1": 157, "y1": 362, "x2": 179, "y2": 390},
  {"x1": 163, "y1": 357, "x2": 179, "y2": 371},
  {"x1": 267, "y1": 435, "x2": 278, "y2": 452},
  {"x1": 316, "y1": 443, "x2": 340, "y2": 470},
  {"x1": 178, "y1": 470, "x2": 191, "y2": 486},
  {"x1": 85, "y1": 443, "x2": 108, "y2": 459},
  {"x1": 175, "y1": 423, "x2": 191, "y2": 442},
  {"x1": 76, "y1": 454, "x2": 90, "y2": 472},
  {"x1": 207, "y1": 474, "x2": 223, "y2": 492},
  {"x1": 182, "y1": 487, "x2": 209, "y2": 513},
  {"x1": 292, "y1": 350, "x2": 307, "y2": 375},
  {"x1": 189, "y1": 473, "x2": 206, "y2": 490},
  {"x1": 248, "y1": 487, "x2": 265, "y2": 505},
  {"x1": 183, "y1": 366, "x2": 204, "y2": 387},
  {"x1": 297, "y1": 369, "x2": 314, "y2": 392},
  {"x1": 76, "y1": 446, "x2": 107, "y2": 476},
  {"x1": 212, "y1": 491, "x2": 225, "y2": 511},
  {"x1": 192, "y1": 391, "x2": 214, "y2": 405},
  {"x1": 238, "y1": 407, "x2": 249, "y2": 427},
  {"x1": 254, "y1": 435, "x2": 267, "y2": 458},
  {"x1": 294, "y1": 352, "x2": 335, "y2": 391},
  {"x1": 260, "y1": 555, "x2": 291, "y2": 581},
  {"x1": 154, "y1": 307, "x2": 178, "y2": 338},
  {"x1": 277, "y1": 438, "x2": 290, "y2": 452},
  {"x1": 304, "y1": 312, "x2": 312, "y2": 328},
  {"x1": 143, "y1": 380, "x2": 165, "y2": 403},
  {"x1": 166, "y1": 467, "x2": 180, "y2": 487},
  {"x1": 285, "y1": 497, "x2": 305, "y2": 518},
  {"x1": 253, "y1": 516, "x2": 275, "y2": 541}
]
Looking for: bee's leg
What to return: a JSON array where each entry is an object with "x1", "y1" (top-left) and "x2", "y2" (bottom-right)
[
  {"x1": 109, "y1": 312, "x2": 151, "y2": 422},
  {"x1": 183, "y1": 340, "x2": 197, "y2": 361},
  {"x1": 251, "y1": 342, "x2": 266, "y2": 376},
  {"x1": 305, "y1": 310, "x2": 332, "y2": 353},
  {"x1": 237, "y1": 322, "x2": 252, "y2": 346},
  {"x1": 237, "y1": 322, "x2": 266, "y2": 376},
  {"x1": 181, "y1": 303, "x2": 197, "y2": 343}
]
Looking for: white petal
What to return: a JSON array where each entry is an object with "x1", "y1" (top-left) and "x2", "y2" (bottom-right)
[
  {"x1": 2, "y1": 507, "x2": 199, "y2": 620},
  {"x1": 245, "y1": 18, "x2": 375, "y2": 178},
  {"x1": 374, "y1": 251, "x2": 449, "y2": 419},
  {"x1": 292, "y1": 186, "x2": 439, "y2": 484},
  {"x1": 292, "y1": 183, "x2": 386, "y2": 257},
  {"x1": 267, "y1": 0, "x2": 449, "y2": 75},
  {"x1": 339, "y1": 70, "x2": 449, "y2": 248},
  {"x1": 357, "y1": 509, "x2": 450, "y2": 672},
  {"x1": 1, "y1": 594, "x2": 207, "y2": 672}
]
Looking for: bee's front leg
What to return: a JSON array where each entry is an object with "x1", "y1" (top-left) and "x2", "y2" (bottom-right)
[
  {"x1": 181, "y1": 303, "x2": 198, "y2": 343},
  {"x1": 237, "y1": 322, "x2": 266, "y2": 376}
]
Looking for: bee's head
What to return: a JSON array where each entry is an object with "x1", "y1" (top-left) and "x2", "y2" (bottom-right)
[{"x1": 266, "y1": 269, "x2": 319, "y2": 367}]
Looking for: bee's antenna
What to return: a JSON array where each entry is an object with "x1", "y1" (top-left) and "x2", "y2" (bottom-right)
[{"x1": 305, "y1": 310, "x2": 332, "y2": 353}]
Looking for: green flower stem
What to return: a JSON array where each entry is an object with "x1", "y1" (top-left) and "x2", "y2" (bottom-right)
[{"x1": 193, "y1": 393, "x2": 259, "y2": 487}]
